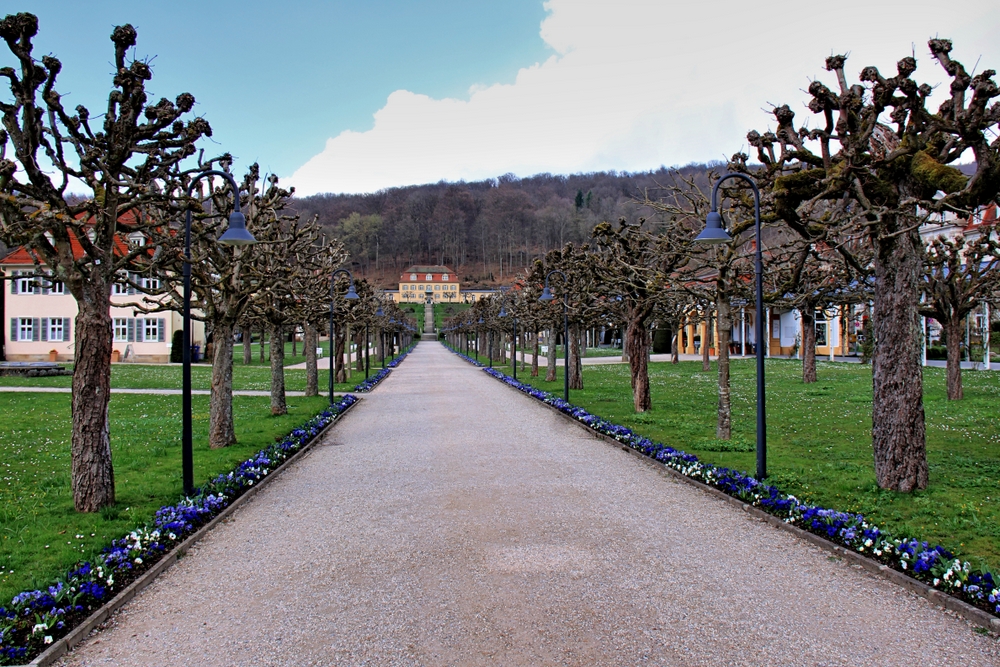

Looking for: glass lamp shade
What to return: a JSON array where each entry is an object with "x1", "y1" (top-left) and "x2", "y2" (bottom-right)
[{"x1": 539, "y1": 286, "x2": 553, "y2": 301}]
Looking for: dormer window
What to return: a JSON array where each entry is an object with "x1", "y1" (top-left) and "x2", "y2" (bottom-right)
[
  {"x1": 128, "y1": 232, "x2": 145, "y2": 249},
  {"x1": 442, "y1": 273, "x2": 449, "y2": 281},
  {"x1": 410, "y1": 274, "x2": 417, "y2": 280},
  {"x1": 425, "y1": 274, "x2": 433, "y2": 281}
]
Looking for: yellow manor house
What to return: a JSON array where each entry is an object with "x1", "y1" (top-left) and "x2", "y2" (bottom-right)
[{"x1": 392, "y1": 265, "x2": 462, "y2": 303}]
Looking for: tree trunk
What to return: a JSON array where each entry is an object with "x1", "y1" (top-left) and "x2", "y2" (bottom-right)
[
  {"x1": 945, "y1": 315, "x2": 964, "y2": 400},
  {"x1": 801, "y1": 308, "x2": 817, "y2": 383},
  {"x1": 291, "y1": 327, "x2": 297, "y2": 357},
  {"x1": 304, "y1": 322, "x2": 318, "y2": 397},
  {"x1": 672, "y1": 317, "x2": 682, "y2": 364},
  {"x1": 521, "y1": 331, "x2": 527, "y2": 371},
  {"x1": 209, "y1": 320, "x2": 236, "y2": 449},
  {"x1": 269, "y1": 322, "x2": 287, "y2": 416},
  {"x1": 355, "y1": 329, "x2": 365, "y2": 371},
  {"x1": 702, "y1": 312, "x2": 711, "y2": 371},
  {"x1": 871, "y1": 227, "x2": 928, "y2": 491},
  {"x1": 546, "y1": 328, "x2": 557, "y2": 382},
  {"x1": 70, "y1": 288, "x2": 115, "y2": 512},
  {"x1": 531, "y1": 330, "x2": 539, "y2": 377},
  {"x1": 259, "y1": 327, "x2": 266, "y2": 363},
  {"x1": 335, "y1": 324, "x2": 346, "y2": 384},
  {"x1": 242, "y1": 327, "x2": 252, "y2": 365},
  {"x1": 569, "y1": 324, "x2": 583, "y2": 390},
  {"x1": 625, "y1": 314, "x2": 651, "y2": 412},
  {"x1": 716, "y1": 301, "x2": 732, "y2": 439}
]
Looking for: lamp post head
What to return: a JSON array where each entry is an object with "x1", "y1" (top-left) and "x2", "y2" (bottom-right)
[
  {"x1": 498, "y1": 307, "x2": 507, "y2": 318},
  {"x1": 695, "y1": 210, "x2": 732, "y2": 245},
  {"x1": 539, "y1": 286, "x2": 553, "y2": 301},
  {"x1": 218, "y1": 210, "x2": 257, "y2": 246},
  {"x1": 345, "y1": 283, "x2": 360, "y2": 300},
  {"x1": 477, "y1": 317, "x2": 484, "y2": 325},
  {"x1": 375, "y1": 307, "x2": 384, "y2": 317}
]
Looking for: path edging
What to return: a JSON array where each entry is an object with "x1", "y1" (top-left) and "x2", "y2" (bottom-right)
[
  {"x1": 485, "y1": 371, "x2": 1000, "y2": 634},
  {"x1": 18, "y1": 398, "x2": 361, "y2": 667}
]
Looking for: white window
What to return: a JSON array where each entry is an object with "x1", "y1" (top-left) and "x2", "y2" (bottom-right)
[
  {"x1": 16, "y1": 275, "x2": 35, "y2": 294},
  {"x1": 402, "y1": 284, "x2": 409, "y2": 290},
  {"x1": 128, "y1": 233, "x2": 145, "y2": 249},
  {"x1": 815, "y1": 310, "x2": 828, "y2": 347},
  {"x1": 142, "y1": 276, "x2": 160, "y2": 290},
  {"x1": 18, "y1": 318, "x2": 33, "y2": 341},
  {"x1": 114, "y1": 318, "x2": 128, "y2": 342},
  {"x1": 425, "y1": 274, "x2": 433, "y2": 281},
  {"x1": 48, "y1": 280, "x2": 64, "y2": 294},
  {"x1": 442, "y1": 274, "x2": 449, "y2": 280},
  {"x1": 419, "y1": 285, "x2": 425, "y2": 291},
  {"x1": 144, "y1": 319, "x2": 160, "y2": 342},
  {"x1": 410, "y1": 273, "x2": 417, "y2": 280},
  {"x1": 434, "y1": 284, "x2": 440, "y2": 291},
  {"x1": 113, "y1": 281, "x2": 129, "y2": 295},
  {"x1": 47, "y1": 318, "x2": 64, "y2": 342},
  {"x1": 450, "y1": 284, "x2": 456, "y2": 290}
]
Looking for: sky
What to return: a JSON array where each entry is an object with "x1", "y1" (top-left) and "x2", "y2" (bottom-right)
[{"x1": 9, "y1": 1, "x2": 1000, "y2": 196}]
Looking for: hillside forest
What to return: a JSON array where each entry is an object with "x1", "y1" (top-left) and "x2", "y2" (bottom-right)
[{"x1": 289, "y1": 164, "x2": 720, "y2": 285}]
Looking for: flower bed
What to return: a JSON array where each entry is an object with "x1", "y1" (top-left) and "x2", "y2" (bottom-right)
[
  {"x1": 474, "y1": 363, "x2": 1000, "y2": 622},
  {"x1": 351, "y1": 344, "x2": 415, "y2": 393},
  {"x1": 443, "y1": 345, "x2": 486, "y2": 367},
  {"x1": 0, "y1": 394, "x2": 358, "y2": 665}
]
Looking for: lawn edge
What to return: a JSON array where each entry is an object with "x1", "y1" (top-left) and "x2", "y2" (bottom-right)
[
  {"x1": 483, "y1": 369, "x2": 1000, "y2": 635},
  {"x1": 17, "y1": 397, "x2": 361, "y2": 667}
]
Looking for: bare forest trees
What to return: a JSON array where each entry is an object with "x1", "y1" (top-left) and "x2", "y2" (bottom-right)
[
  {"x1": 0, "y1": 14, "x2": 210, "y2": 511},
  {"x1": 741, "y1": 42, "x2": 1000, "y2": 491}
]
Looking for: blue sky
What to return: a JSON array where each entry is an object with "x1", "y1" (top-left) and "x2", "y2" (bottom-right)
[{"x1": 10, "y1": 1, "x2": 1000, "y2": 195}]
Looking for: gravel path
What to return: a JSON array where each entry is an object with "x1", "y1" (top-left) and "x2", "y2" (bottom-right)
[{"x1": 58, "y1": 342, "x2": 1000, "y2": 666}]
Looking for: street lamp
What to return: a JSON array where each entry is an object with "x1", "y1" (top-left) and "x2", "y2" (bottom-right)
[
  {"x1": 183, "y1": 169, "x2": 257, "y2": 496},
  {"x1": 329, "y1": 269, "x2": 359, "y2": 404},
  {"x1": 500, "y1": 304, "x2": 518, "y2": 381},
  {"x1": 375, "y1": 305, "x2": 385, "y2": 369},
  {"x1": 694, "y1": 172, "x2": 767, "y2": 480},
  {"x1": 539, "y1": 270, "x2": 569, "y2": 402}
]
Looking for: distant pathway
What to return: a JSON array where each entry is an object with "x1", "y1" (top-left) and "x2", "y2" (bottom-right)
[{"x1": 58, "y1": 342, "x2": 999, "y2": 666}]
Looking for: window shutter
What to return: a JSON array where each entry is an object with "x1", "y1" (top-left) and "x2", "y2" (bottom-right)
[
  {"x1": 41, "y1": 277, "x2": 50, "y2": 295},
  {"x1": 40, "y1": 318, "x2": 48, "y2": 342},
  {"x1": 9, "y1": 271, "x2": 17, "y2": 295},
  {"x1": 128, "y1": 273, "x2": 137, "y2": 295},
  {"x1": 158, "y1": 319, "x2": 166, "y2": 342},
  {"x1": 32, "y1": 318, "x2": 40, "y2": 341},
  {"x1": 127, "y1": 318, "x2": 135, "y2": 342},
  {"x1": 136, "y1": 318, "x2": 145, "y2": 342},
  {"x1": 64, "y1": 318, "x2": 71, "y2": 342},
  {"x1": 10, "y1": 318, "x2": 16, "y2": 342},
  {"x1": 33, "y1": 278, "x2": 41, "y2": 295}
]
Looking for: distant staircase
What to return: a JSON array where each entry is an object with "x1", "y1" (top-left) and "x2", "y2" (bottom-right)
[{"x1": 424, "y1": 301, "x2": 435, "y2": 335}]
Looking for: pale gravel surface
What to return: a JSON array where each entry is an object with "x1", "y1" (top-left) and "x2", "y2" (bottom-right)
[{"x1": 58, "y1": 342, "x2": 1000, "y2": 666}]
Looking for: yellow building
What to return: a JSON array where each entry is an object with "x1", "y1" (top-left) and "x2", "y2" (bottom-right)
[{"x1": 393, "y1": 265, "x2": 461, "y2": 303}]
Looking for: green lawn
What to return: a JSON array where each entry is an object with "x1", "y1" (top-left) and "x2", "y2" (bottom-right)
[
  {"x1": 0, "y1": 362, "x2": 374, "y2": 393},
  {"x1": 0, "y1": 392, "x2": 332, "y2": 604},
  {"x1": 398, "y1": 302, "x2": 470, "y2": 330},
  {"x1": 517, "y1": 358, "x2": 1000, "y2": 574}
]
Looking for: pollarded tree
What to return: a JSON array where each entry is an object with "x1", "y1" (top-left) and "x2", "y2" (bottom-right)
[
  {"x1": 920, "y1": 227, "x2": 1000, "y2": 399},
  {"x1": 139, "y1": 163, "x2": 290, "y2": 448},
  {"x1": 247, "y1": 195, "x2": 343, "y2": 415},
  {"x1": 0, "y1": 14, "x2": 211, "y2": 510},
  {"x1": 592, "y1": 217, "x2": 691, "y2": 412},
  {"x1": 742, "y1": 41, "x2": 1000, "y2": 491}
]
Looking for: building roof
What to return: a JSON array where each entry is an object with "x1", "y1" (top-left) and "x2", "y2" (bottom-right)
[{"x1": 403, "y1": 265, "x2": 454, "y2": 274}]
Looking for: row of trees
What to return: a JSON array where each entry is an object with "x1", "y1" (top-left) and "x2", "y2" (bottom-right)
[
  {"x1": 444, "y1": 39, "x2": 1000, "y2": 495},
  {"x1": 0, "y1": 14, "x2": 419, "y2": 512}
]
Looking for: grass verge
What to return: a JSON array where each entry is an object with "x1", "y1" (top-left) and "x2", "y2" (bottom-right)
[
  {"x1": 0, "y1": 392, "x2": 331, "y2": 604},
  {"x1": 521, "y1": 358, "x2": 1000, "y2": 574}
]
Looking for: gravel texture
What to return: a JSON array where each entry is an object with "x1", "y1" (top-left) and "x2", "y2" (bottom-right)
[{"x1": 58, "y1": 342, "x2": 1000, "y2": 666}]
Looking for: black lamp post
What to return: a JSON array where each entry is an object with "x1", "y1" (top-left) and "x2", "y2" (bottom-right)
[
  {"x1": 539, "y1": 269, "x2": 569, "y2": 402},
  {"x1": 694, "y1": 172, "x2": 767, "y2": 480},
  {"x1": 329, "y1": 269, "x2": 359, "y2": 404},
  {"x1": 376, "y1": 305, "x2": 385, "y2": 369},
  {"x1": 499, "y1": 304, "x2": 518, "y2": 381},
  {"x1": 182, "y1": 170, "x2": 257, "y2": 496}
]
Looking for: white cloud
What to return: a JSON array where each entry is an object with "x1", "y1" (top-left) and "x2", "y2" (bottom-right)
[{"x1": 286, "y1": 0, "x2": 1000, "y2": 195}]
